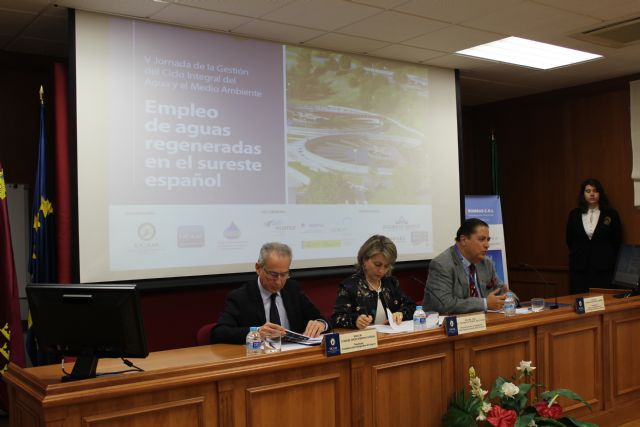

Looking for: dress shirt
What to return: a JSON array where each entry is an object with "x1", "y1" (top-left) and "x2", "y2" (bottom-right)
[
  {"x1": 258, "y1": 278, "x2": 290, "y2": 330},
  {"x1": 582, "y1": 207, "x2": 600, "y2": 239},
  {"x1": 454, "y1": 246, "x2": 488, "y2": 311}
]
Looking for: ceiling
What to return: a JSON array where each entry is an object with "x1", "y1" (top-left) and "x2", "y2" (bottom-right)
[{"x1": 2, "y1": 0, "x2": 640, "y2": 106}]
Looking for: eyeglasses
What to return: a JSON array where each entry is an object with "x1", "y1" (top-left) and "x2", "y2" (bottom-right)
[{"x1": 262, "y1": 268, "x2": 290, "y2": 280}]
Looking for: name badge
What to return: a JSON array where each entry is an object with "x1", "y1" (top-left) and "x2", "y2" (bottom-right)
[
  {"x1": 338, "y1": 329, "x2": 378, "y2": 354},
  {"x1": 445, "y1": 312, "x2": 487, "y2": 336},
  {"x1": 444, "y1": 316, "x2": 459, "y2": 336},
  {"x1": 575, "y1": 296, "x2": 605, "y2": 314},
  {"x1": 323, "y1": 333, "x2": 341, "y2": 357}
]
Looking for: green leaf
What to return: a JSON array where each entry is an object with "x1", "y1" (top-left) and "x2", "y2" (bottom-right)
[
  {"x1": 519, "y1": 383, "x2": 533, "y2": 395},
  {"x1": 490, "y1": 377, "x2": 507, "y2": 399},
  {"x1": 540, "y1": 389, "x2": 592, "y2": 410},
  {"x1": 515, "y1": 413, "x2": 536, "y2": 427},
  {"x1": 559, "y1": 416, "x2": 599, "y2": 427},
  {"x1": 444, "y1": 390, "x2": 483, "y2": 427},
  {"x1": 535, "y1": 418, "x2": 568, "y2": 426},
  {"x1": 442, "y1": 405, "x2": 478, "y2": 427}
]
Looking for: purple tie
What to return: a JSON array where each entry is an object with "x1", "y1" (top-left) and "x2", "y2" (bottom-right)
[{"x1": 469, "y1": 264, "x2": 479, "y2": 297}]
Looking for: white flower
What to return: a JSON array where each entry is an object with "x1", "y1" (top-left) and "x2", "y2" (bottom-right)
[
  {"x1": 471, "y1": 387, "x2": 488, "y2": 400},
  {"x1": 469, "y1": 377, "x2": 481, "y2": 389},
  {"x1": 469, "y1": 375, "x2": 487, "y2": 399},
  {"x1": 516, "y1": 360, "x2": 536, "y2": 375},
  {"x1": 476, "y1": 402, "x2": 491, "y2": 421},
  {"x1": 501, "y1": 382, "x2": 520, "y2": 398}
]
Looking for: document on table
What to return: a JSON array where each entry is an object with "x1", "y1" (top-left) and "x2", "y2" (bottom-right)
[
  {"x1": 371, "y1": 309, "x2": 441, "y2": 334},
  {"x1": 370, "y1": 320, "x2": 414, "y2": 334},
  {"x1": 487, "y1": 308, "x2": 533, "y2": 315},
  {"x1": 282, "y1": 329, "x2": 323, "y2": 346}
]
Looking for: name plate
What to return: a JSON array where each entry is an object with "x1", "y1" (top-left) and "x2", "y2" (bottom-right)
[
  {"x1": 323, "y1": 333, "x2": 341, "y2": 357},
  {"x1": 575, "y1": 296, "x2": 605, "y2": 314},
  {"x1": 444, "y1": 312, "x2": 487, "y2": 336},
  {"x1": 338, "y1": 329, "x2": 378, "y2": 354}
]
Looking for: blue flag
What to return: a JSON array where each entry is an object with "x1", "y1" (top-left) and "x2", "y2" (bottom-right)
[
  {"x1": 27, "y1": 88, "x2": 58, "y2": 366},
  {"x1": 29, "y1": 93, "x2": 55, "y2": 283}
]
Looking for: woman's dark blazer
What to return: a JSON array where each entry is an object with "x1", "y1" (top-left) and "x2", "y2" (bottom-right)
[
  {"x1": 566, "y1": 207, "x2": 621, "y2": 273},
  {"x1": 331, "y1": 272, "x2": 416, "y2": 329}
]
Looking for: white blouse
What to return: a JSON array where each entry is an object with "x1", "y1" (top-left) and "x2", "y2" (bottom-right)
[{"x1": 582, "y1": 207, "x2": 600, "y2": 239}]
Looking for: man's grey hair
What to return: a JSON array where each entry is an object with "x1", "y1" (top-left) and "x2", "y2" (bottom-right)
[{"x1": 257, "y1": 242, "x2": 292, "y2": 266}]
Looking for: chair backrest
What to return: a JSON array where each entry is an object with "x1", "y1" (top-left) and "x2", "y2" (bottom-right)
[{"x1": 196, "y1": 322, "x2": 216, "y2": 346}]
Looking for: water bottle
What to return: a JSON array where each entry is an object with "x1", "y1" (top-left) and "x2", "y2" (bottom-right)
[
  {"x1": 504, "y1": 292, "x2": 516, "y2": 317},
  {"x1": 246, "y1": 326, "x2": 263, "y2": 356},
  {"x1": 413, "y1": 305, "x2": 427, "y2": 331}
]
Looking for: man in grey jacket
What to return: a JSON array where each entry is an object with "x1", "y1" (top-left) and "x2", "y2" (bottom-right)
[{"x1": 423, "y1": 218, "x2": 514, "y2": 314}]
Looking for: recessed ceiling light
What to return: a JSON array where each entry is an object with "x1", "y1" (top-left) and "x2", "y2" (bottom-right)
[{"x1": 456, "y1": 36, "x2": 602, "y2": 70}]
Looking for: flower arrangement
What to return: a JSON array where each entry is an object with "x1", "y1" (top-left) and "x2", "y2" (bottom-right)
[{"x1": 443, "y1": 361, "x2": 597, "y2": 427}]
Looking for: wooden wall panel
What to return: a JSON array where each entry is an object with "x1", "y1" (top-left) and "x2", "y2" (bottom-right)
[{"x1": 463, "y1": 74, "x2": 640, "y2": 293}]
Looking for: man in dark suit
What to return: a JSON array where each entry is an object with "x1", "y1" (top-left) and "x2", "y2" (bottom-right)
[
  {"x1": 423, "y1": 218, "x2": 514, "y2": 314},
  {"x1": 210, "y1": 242, "x2": 328, "y2": 344}
]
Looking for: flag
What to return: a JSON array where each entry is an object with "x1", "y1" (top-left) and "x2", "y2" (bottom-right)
[
  {"x1": 490, "y1": 132, "x2": 500, "y2": 196},
  {"x1": 0, "y1": 163, "x2": 26, "y2": 411},
  {"x1": 27, "y1": 87, "x2": 57, "y2": 367},
  {"x1": 29, "y1": 87, "x2": 55, "y2": 283}
]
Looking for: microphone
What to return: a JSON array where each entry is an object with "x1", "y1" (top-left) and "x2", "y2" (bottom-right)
[
  {"x1": 519, "y1": 263, "x2": 559, "y2": 309},
  {"x1": 412, "y1": 276, "x2": 449, "y2": 312}
]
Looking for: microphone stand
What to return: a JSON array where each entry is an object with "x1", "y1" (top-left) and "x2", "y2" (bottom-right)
[{"x1": 520, "y1": 263, "x2": 559, "y2": 309}]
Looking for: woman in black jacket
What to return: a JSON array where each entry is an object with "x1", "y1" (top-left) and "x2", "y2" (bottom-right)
[
  {"x1": 331, "y1": 235, "x2": 415, "y2": 329},
  {"x1": 566, "y1": 178, "x2": 622, "y2": 294}
]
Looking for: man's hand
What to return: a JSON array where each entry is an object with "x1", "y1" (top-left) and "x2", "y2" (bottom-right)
[
  {"x1": 259, "y1": 322, "x2": 285, "y2": 339},
  {"x1": 487, "y1": 288, "x2": 507, "y2": 311},
  {"x1": 303, "y1": 320, "x2": 326, "y2": 337},
  {"x1": 356, "y1": 314, "x2": 373, "y2": 330}
]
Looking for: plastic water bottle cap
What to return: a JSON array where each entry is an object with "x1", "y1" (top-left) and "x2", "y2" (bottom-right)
[
  {"x1": 250, "y1": 326, "x2": 258, "y2": 331},
  {"x1": 416, "y1": 306, "x2": 422, "y2": 310}
]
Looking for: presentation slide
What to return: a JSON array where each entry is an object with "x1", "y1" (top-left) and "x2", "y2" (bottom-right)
[{"x1": 75, "y1": 11, "x2": 460, "y2": 282}]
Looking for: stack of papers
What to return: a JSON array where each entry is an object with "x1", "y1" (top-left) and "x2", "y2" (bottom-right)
[
  {"x1": 371, "y1": 309, "x2": 442, "y2": 334},
  {"x1": 282, "y1": 329, "x2": 323, "y2": 346}
]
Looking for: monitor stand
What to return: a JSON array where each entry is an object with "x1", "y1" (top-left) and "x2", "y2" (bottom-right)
[
  {"x1": 61, "y1": 354, "x2": 98, "y2": 382},
  {"x1": 613, "y1": 285, "x2": 640, "y2": 299}
]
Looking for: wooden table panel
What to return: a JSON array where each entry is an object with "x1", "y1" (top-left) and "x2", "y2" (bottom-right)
[
  {"x1": 609, "y1": 311, "x2": 640, "y2": 402},
  {"x1": 541, "y1": 315, "x2": 602, "y2": 418},
  {"x1": 370, "y1": 345, "x2": 453, "y2": 427}
]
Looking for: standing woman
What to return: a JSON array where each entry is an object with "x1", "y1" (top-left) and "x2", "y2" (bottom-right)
[
  {"x1": 332, "y1": 235, "x2": 415, "y2": 329},
  {"x1": 566, "y1": 178, "x2": 622, "y2": 294}
]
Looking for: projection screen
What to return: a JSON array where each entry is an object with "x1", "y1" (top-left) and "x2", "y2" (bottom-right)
[{"x1": 75, "y1": 11, "x2": 461, "y2": 282}]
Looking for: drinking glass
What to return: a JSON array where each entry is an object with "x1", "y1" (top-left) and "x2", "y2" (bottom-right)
[
  {"x1": 531, "y1": 298, "x2": 545, "y2": 312},
  {"x1": 263, "y1": 334, "x2": 282, "y2": 353}
]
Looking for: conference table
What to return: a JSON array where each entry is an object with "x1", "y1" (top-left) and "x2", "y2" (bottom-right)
[{"x1": 5, "y1": 291, "x2": 640, "y2": 427}]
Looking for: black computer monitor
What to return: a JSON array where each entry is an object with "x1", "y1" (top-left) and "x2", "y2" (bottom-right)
[
  {"x1": 26, "y1": 283, "x2": 148, "y2": 381},
  {"x1": 612, "y1": 244, "x2": 640, "y2": 298}
]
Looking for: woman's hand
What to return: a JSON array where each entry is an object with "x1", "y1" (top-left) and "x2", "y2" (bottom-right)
[
  {"x1": 356, "y1": 314, "x2": 373, "y2": 330},
  {"x1": 392, "y1": 312, "x2": 403, "y2": 325}
]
